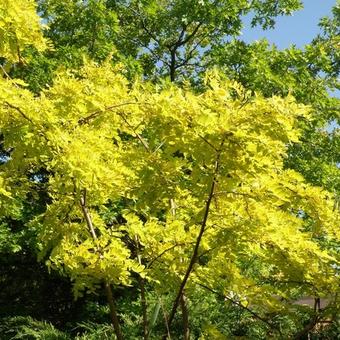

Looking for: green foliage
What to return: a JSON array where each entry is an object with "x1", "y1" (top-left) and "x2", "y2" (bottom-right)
[
  {"x1": 38, "y1": 0, "x2": 118, "y2": 61},
  {"x1": 0, "y1": 223, "x2": 21, "y2": 253},
  {"x1": 210, "y1": 30, "x2": 340, "y2": 194},
  {"x1": 0, "y1": 316, "x2": 69, "y2": 340},
  {"x1": 36, "y1": 0, "x2": 303, "y2": 81},
  {"x1": 73, "y1": 322, "x2": 116, "y2": 340}
]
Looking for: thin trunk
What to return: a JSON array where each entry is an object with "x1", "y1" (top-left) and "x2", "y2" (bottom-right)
[
  {"x1": 105, "y1": 281, "x2": 124, "y2": 340},
  {"x1": 170, "y1": 198, "x2": 190, "y2": 340},
  {"x1": 160, "y1": 298, "x2": 171, "y2": 340},
  {"x1": 180, "y1": 293, "x2": 190, "y2": 340},
  {"x1": 170, "y1": 49, "x2": 176, "y2": 82},
  {"x1": 163, "y1": 140, "x2": 225, "y2": 337},
  {"x1": 139, "y1": 277, "x2": 148, "y2": 339},
  {"x1": 135, "y1": 235, "x2": 148, "y2": 339},
  {"x1": 80, "y1": 189, "x2": 123, "y2": 339},
  {"x1": 80, "y1": 189, "x2": 97, "y2": 242}
]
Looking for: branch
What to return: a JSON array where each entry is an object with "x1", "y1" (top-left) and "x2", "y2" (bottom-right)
[
  {"x1": 4, "y1": 101, "x2": 34, "y2": 124},
  {"x1": 78, "y1": 102, "x2": 139, "y2": 125},
  {"x1": 175, "y1": 32, "x2": 209, "y2": 70},
  {"x1": 135, "y1": 235, "x2": 148, "y2": 339},
  {"x1": 80, "y1": 102, "x2": 151, "y2": 151},
  {"x1": 176, "y1": 22, "x2": 202, "y2": 48},
  {"x1": 105, "y1": 282, "x2": 124, "y2": 340},
  {"x1": 199, "y1": 135, "x2": 218, "y2": 151},
  {"x1": 260, "y1": 279, "x2": 315, "y2": 288},
  {"x1": 159, "y1": 297, "x2": 171, "y2": 339},
  {"x1": 197, "y1": 282, "x2": 277, "y2": 332},
  {"x1": 122, "y1": 4, "x2": 162, "y2": 45},
  {"x1": 79, "y1": 188, "x2": 123, "y2": 340},
  {"x1": 140, "y1": 16, "x2": 162, "y2": 45},
  {"x1": 147, "y1": 243, "x2": 188, "y2": 268},
  {"x1": 139, "y1": 41, "x2": 171, "y2": 67},
  {"x1": 80, "y1": 189, "x2": 98, "y2": 241},
  {"x1": 0, "y1": 65, "x2": 13, "y2": 81},
  {"x1": 165, "y1": 137, "x2": 225, "y2": 333},
  {"x1": 117, "y1": 111, "x2": 150, "y2": 151},
  {"x1": 293, "y1": 314, "x2": 320, "y2": 340},
  {"x1": 177, "y1": 25, "x2": 188, "y2": 46}
]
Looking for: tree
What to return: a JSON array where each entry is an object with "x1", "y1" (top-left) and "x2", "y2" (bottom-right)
[
  {"x1": 31, "y1": 0, "x2": 340, "y2": 198},
  {"x1": 1, "y1": 57, "x2": 339, "y2": 337},
  {"x1": 0, "y1": 0, "x2": 47, "y2": 64},
  {"x1": 0, "y1": 1, "x2": 339, "y2": 339},
  {"x1": 37, "y1": 0, "x2": 303, "y2": 81}
]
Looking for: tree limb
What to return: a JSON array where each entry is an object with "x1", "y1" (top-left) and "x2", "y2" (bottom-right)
[
  {"x1": 4, "y1": 101, "x2": 34, "y2": 124},
  {"x1": 78, "y1": 101, "x2": 139, "y2": 125},
  {"x1": 164, "y1": 137, "x2": 225, "y2": 335}
]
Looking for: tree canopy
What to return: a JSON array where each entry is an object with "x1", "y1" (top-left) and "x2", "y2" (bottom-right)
[{"x1": 0, "y1": 1, "x2": 339, "y2": 339}]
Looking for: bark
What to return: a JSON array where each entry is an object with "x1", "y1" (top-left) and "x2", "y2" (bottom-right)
[
  {"x1": 139, "y1": 277, "x2": 148, "y2": 339},
  {"x1": 135, "y1": 235, "x2": 148, "y2": 339},
  {"x1": 105, "y1": 281, "x2": 124, "y2": 340},
  {"x1": 180, "y1": 293, "x2": 190, "y2": 340},
  {"x1": 169, "y1": 48, "x2": 176, "y2": 82}
]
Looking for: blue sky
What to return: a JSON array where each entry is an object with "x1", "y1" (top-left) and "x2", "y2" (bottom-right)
[
  {"x1": 241, "y1": 0, "x2": 337, "y2": 49},
  {"x1": 241, "y1": 1, "x2": 339, "y2": 126}
]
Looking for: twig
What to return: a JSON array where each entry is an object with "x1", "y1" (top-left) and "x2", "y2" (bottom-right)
[
  {"x1": 4, "y1": 101, "x2": 34, "y2": 124},
  {"x1": 117, "y1": 111, "x2": 150, "y2": 151},
  {"x1": 197, "y1": 282, "x2": 277, "y2": 332},
  {"x1": 147, "y1": 243, "x2": 187, "y2": 268},
  {"x1": 198, "y1": 134, "x2": 218, "y2": 151},
  {"x1": 78, "y1": 101, "x2": 140, "y2": 125}
]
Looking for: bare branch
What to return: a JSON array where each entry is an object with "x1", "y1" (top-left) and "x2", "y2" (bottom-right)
[{"x1": 80, "y1": 189, "x2": 98, "y2": 241}]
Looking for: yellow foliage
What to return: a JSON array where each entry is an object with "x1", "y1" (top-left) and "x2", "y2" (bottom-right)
[
  {"x1": 0, "y1": 61, "x2": 338, "y2": 302},
  {"x1": 0, "y1": 0, "x2": 48, "y2": 63}
]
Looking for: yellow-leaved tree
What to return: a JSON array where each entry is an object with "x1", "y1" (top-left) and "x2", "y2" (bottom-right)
[
  {"x1": 0, "y1": 0, "x2": 48, "y2": 64},
  {"x1": 0, "y1": 1, "x2": 338, "y2": 339}
]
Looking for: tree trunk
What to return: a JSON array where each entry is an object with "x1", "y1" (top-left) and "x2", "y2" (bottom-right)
[
  {"x1": 105, "y1": 281, "x2": 124, "y2": 340},
  {"x1": 180, "y1": 293, "x2": 190, "y2": 340},
  {"x1": 80, "y1": 190, "x2": 124, "y2": 340},
  {"x1": 139, "y1": 276, "x2": 148, "y2": 339},
  {"x1": 170, "y1": 49, "x2": 176, "y2": 82}
]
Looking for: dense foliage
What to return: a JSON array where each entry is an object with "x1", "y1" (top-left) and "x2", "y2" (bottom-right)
[{"x1": 0, "y1": 0, "x2": 339, "y2": 339}]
